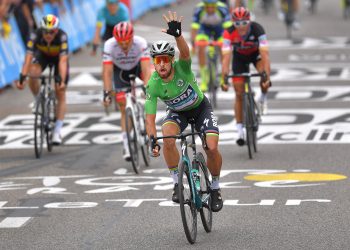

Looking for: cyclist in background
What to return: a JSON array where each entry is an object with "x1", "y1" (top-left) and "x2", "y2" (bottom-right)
[
  {"x1": 91, "y1": 0, "x2": 129, "y2": 56},
  {"x1": 221, "y1": 7, "x2": 271, "y2": 146},
  {"x1": 102, "y1": 22, "x2": 151, "y2": 161},
  {"x1": 146, "y1": 11, "x2": 223, "y2": 212},
  {"x1": 16, "y1": 14, "x2": 69, "y2": 145},
  {"x1": 191, "y1": 0, "x2": 231, "y2": 92}
]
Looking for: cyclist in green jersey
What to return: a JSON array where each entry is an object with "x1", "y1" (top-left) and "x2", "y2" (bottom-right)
[{"x1": 145, "y1": 11, "x2": 223, "y2": 212}]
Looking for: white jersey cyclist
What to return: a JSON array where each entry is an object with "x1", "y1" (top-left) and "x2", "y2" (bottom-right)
[{"x1": 103, "y1": 35, "x2": 150, "y2": 71}]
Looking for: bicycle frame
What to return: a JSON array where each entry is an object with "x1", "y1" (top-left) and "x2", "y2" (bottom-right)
[
  {"x1": 124, "y1": 75, "x2": 146, "y2": 146},
  {"x1": 151, "y1": 123, "x2": 209, "y2": 209}
]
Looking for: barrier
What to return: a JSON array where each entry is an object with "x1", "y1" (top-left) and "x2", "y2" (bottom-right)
[
  {"x1": 0, "y1": 0, "x2": 182, "y2": 88},
  {"x1": 0, "y1": 15, "x2": 26, "y2": 88}
]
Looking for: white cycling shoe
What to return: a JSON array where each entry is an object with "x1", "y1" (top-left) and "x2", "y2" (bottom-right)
[
  {"x1": 123, "y1": 147, "x2": 131, "y2": 161},
  {"x1": 52, "y1": 132, "x2": 62, "y2": 145}
]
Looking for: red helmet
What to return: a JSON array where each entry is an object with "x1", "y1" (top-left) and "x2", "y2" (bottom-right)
[
  {"x1": 231, "y1": 7, "x2": 250, "y2": 21},
  {"x1": 113, "y1": 22, "x2": 134, "y2": 42}
]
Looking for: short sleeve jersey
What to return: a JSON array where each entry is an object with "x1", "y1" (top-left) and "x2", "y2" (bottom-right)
[
  {"x1": 145, "y1": 59, "x2": 204, "y2": 115},
  {"x1": 26, "y1": 29, "x2": 68, "y2": 57},
  {"x1": 103, "y1": 35, "x2": 150, "y2": 70},
  {"x1": 222, "y1": 22, "x2": 269, "y2": 56},
  {"x1": 192, "y1": 2, "x2": 232, "y2": 30},
  {"x1": 97, "y1": 3, "x2": 129, "y2": 27}
]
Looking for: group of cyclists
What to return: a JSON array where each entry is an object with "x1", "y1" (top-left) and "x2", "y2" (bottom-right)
[{"x1": 15, "y1": 0, "x2": 272, "y2": 213}]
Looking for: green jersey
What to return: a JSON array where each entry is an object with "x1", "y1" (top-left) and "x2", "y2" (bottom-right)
[{"x1": 145, "y1": 59, "x2": 204, "y2": 114}]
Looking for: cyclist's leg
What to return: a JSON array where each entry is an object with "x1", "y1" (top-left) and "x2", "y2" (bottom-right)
[
  {"x1": 161, "y1": 110, "x2": 187, "y2": 202},
  {"x1": 28, "y1": 52, "x2": 46, "y2": 96},
  {"x1": 53, "y1": 57, "x2": 69, "y2": 144},
  {"x1": 232, "y1": 52, "x2": 249, "y2": 145},
  {"x1": 196, "y1": 29, "x2": 210, "y2": 92},
  {"x1": 194, "y1": 97, "x2": 223, "y2": 212}
]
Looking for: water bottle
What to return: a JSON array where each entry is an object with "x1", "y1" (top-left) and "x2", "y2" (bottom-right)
[{"x1": 192, "y1": 168, "x2": 200, "y2": 191}]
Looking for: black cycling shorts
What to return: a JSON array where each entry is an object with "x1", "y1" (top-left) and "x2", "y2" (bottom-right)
[
  {"x1": 32, "y1": 52, "x2": 69, "y2": 84},
  {"x1": 113, "y1": 62, "x2": 141, "y2": 90},
  {"x1": 162, "y1": 96, "x2": 219, "y2": 135},
  {"x1": 232, "y1": 51, "x2": 261, "y2": 74}
]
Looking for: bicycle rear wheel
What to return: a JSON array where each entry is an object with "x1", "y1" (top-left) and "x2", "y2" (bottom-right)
[
  {"x1": 179, "y1": 162, "x2": 197, "y2": 244},
  {"x1": 46, "y1": 93, "x2": 56, "y2": 152},
  {"x1": 125, "y1": 107, "x2": 140, "y2": 173},
  {"x1": 197, "y1": 153, "x2": 212, "y2": 233},
  {"x1": 34, "y1": 96, "x2": 44, "y2": 159},
  {"x1": 244, "y1": 94, "x2": 254, "y2": 159}
]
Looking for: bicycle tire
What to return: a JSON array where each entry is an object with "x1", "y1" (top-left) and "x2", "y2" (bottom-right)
[
  {"x1": 197, "y1": 152, "x2": 212, "y2": 233},
  {"x1": 252, "y1": 99, "x2": 259, "y2": 153},
  {"x1": 179, "y1": 161, "x2": 197, "y2": 244},
  {"x1": 34, "y1": 96, "x2": 44, "y2": 159},
  {"x1": 244, "y1": 94, "x2": 254, "y2": 159},
  {"x1": 125, "y1": 107, "x2": 140, "y2": 173},
  {"x1": 138, "y1": 105, "x2": 150, "y2": 167},
  {"x1": 46, "y1": 92, "x2": 56, "y2": 152}
]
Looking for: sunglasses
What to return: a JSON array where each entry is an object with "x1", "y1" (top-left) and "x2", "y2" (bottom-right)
[
  {"x1": 43, "y1": 30, "x2": 56, "y2": 35},
  {"x1": 117, "y1": 39, "x2": 132, "y2": 45},
  {"x1": 153, "y1": 55, "x2": 171, "y2": 65},
  {"x1": 205, "y1": 3, "x2": 216, "y2": 8},
  {"x1": 234, "y1": 20, "x2": 250, "y2": 27}
]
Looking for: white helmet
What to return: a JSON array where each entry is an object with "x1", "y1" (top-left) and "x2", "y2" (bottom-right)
[
  {"x1": 150, "y1": 41, "x2": 175, "y2": 57},
  {"x1": 40, "y1": 14, "x2": 59, "y2": 30}
]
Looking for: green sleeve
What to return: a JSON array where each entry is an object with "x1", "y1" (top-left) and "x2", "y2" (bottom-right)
[
  {"x1": 145, "y1": 84, "x2": 158, "y2": 115},
  {"x1": 177, "y1": 58, "x2": 192, "y2": 75}
]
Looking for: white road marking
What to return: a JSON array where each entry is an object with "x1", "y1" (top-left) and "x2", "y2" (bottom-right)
[{"x1": 0, "y1": 217, "x2": 32, "y2": 228}]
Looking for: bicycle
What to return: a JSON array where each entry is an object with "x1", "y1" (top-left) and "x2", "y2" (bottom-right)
[
  {"x1": 150, "y1": 118, "x2": 212, "y2": 244},
  {"x1": 225, "y1": 72, "x2": 264, "y2": 159},
  {"x1": 29, "y1": 64, "x2": 57, "y2": 159},
  {"x1": 196, "y1": 40, "x2": 222, "y2": 109},
  {"x1": 106, "y1": 75, "x2": 150, "y2": 174}
]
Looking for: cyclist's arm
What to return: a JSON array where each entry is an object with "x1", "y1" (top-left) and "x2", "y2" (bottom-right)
[
  {"x1": 140, "y1": 60, "x2": 151, "y2": 85},
  {"x1": 21, "y1": 53, "x2": 33, "y2": 76},
  {"x1": 221, "y1": 30, "x2": 232, "y2": 78},
  {"x1": 258, "y1": 32, "x2": 271, "y2": 80},
  {"x1": 191, "y1": 6, "x2": 201, "y2": 47},
  {"x1": 176, "y1": 35, "x2": 190, "y2": 61},
  {"x1": 59, "y1": 33, "x2": 69, "y2": 83},
  {"x1": 102, "y1": 63, "x2": 113, "y2": 91},
  {"x1": 93, "y1": 9, "x2": 104, "y2": 47},
  {"x1": 146, "y1": 114, "x2": 157, "y2": 139}
]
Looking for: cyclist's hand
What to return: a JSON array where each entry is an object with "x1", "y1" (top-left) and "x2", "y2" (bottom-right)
[
  {"x1": 103, "y1": 90, "x2": 112, "y2": 107},
  {"x1": 16, "y1": 73, "x2": 26, "y2": 90},
  {"x1": 220, "y1": 75, "x2": 229, "y2": 92},
  {"x1": 162, "y1": 11, "x2": 183, "y2": 38}
]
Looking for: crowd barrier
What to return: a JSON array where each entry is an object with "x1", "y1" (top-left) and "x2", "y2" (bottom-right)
[{"x1": 0, "y1": 0, "x2": 181, "y2": 88}]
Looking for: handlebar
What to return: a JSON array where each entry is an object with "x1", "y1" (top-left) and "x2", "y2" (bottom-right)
[{"x1": 224, "y1": 72, "x2": 267, "y2": 85}]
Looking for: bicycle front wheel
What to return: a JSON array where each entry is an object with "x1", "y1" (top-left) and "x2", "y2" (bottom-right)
[
  {"x1": 138, "y1": 105, "x2": 150, "y2": 167},
  {"x1": 197, "y1": 153, "x2": 212, "y2": 233},
  {"x1": 244, "y1": 94, "x2": 254, "y2": 159},
  {"x1": 34, "y1": 96, "x2": 44, "y2": 159},
  {"x1": 46, "y1": 93, "x2": 56, "y2": 152},
  {"x1": 125, "y1": 107, "x2": 140, "y2": 173},
  {"x1": 179, "y1": 162, "x2": 197, "y2": 244}
]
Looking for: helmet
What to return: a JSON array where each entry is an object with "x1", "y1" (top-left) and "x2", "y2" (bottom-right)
[
  {"x1": 150, "y1": 41, "x2": 175, "y2": 57},
  {"x1": 203, "y1": 0, "x2": 217, "y2": 3},
  {"x1": 40, "y1": 14, "x2": 59, "y2": 30},
  {"x1": 231, "y1": 7, "x2": 250, "y2": 21},
  {"x1": 113, "y1": 22, "x2": 134, "y2": 42}
]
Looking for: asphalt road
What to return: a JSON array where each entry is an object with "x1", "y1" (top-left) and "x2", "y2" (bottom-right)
[{"x1": 1, "y1": 0, "x2": 350, "y2": 249}]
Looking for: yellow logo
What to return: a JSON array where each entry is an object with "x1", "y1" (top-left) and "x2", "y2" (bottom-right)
[
  {"x1": 61, "y1": 43, "x2": 67, "y2": 50},
  {"x1": 27, "y1": 41, "x2": 33, "y2": 48}
]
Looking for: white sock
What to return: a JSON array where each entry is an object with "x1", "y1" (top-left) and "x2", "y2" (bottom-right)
[
  {"x1": 122, "y1": 132, "x2": 128, "y2": 150},
  {"x1": 259, "y1": 93, "x2": 267, "y2": 103},
  {"x1": 210, "y1": 175, "x2": 220, "y2": 190},
  {"x1": 54, "y1": 120, "x2": 63, "y2": 134},
  {"x1": 236, "y1": 123, "x2": 244, "y2": 137}
]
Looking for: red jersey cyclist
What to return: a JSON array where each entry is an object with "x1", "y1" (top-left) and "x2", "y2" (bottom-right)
[
  {"x1": 221, "y1": 7, "x2": 271, "y2": 146},
  {"x1": 102, "y1": 22, "x2": 151, "y2": 161}
]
